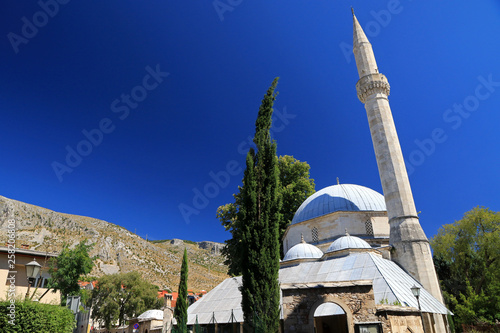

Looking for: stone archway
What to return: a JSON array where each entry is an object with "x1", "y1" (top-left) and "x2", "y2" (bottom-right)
[{"x1": 313, "y1": 302, "x2": 349, "y2": 333}]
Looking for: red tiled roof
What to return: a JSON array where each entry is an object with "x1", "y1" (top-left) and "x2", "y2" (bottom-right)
[
  {"x1": 157, "y1": 290, "x2": 171, "y2": 298},
  {"x1": 156, "y1": 291, "x2": 202, "y2": 307},
  {"x1": 78, "y1": 280, "x2": 98, "y2": 289}
]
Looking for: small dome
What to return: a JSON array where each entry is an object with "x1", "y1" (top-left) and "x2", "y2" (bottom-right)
[
  {"x1": 138, "y1": 309, "x2": 163, "y2": 321},
  {"x1": 292, "y1": 184, "x2": 386, "y2": 225},
  {"x1": 283, "y1": 238, "x2": 323, "y2": 261},
  {"x1": 327, "y1": 233, "x2": 372, "y2": 253}
]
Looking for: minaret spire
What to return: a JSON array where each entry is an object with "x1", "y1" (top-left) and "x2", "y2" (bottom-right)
[
  {"x1": 352, "y1": 11, "x2": 379, "y2": 78},
  {"x1": 351, "y1": 11, "x2": 448, "y2": 332}
]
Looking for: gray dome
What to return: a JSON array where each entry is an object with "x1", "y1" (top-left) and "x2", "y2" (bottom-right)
[
  {"x1": 292, "y1": 184, "x2": 386, "y2": 224},
  {"x1": 327, "y1": 234, "x2": 372, "y2": 253},
  {"x1": 138, "y1": 309, "x2": 163, "y2": 320},
  {"x1": 283, "y1": 240, "x2": 323, "y2": 261}
]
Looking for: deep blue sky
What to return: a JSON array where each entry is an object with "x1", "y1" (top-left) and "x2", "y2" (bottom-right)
[{"x1": 1, "y1": 1, "x2": 499, "y2": 244}]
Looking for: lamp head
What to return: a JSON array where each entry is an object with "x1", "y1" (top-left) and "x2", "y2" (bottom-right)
[
  {"x1": 411, "y1": 285, "x2": 421, "y2": 298},
  {"x1": 26, "y1": 259, "x2": 42, "y2": 279}
]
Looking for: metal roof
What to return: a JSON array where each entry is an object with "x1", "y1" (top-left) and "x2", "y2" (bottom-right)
[
  {"x1": 0, "y1": 246, "x2": 59, "y2": 257},
  {"x1": 279, "y1": 253, "x2": 448, "y2": 315},
  {"x1": 369, "y1": 254, "x2": 450, "y2": 315},
  {"x1": 187, "y1": 277, "x2": 245, "y2": 325},
  {"x1": 187, "y1": 277, "x2": 285, "y2": 325},
  {"x1": 187, "y1": 252, "x2": 449, "y2": 325},
  {"x1": 291, "y1": 184, "x2": 386, "y2": 224}
]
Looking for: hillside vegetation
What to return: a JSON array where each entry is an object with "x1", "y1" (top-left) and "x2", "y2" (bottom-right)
[{"x1": 0, "y1": 195, "x2": 228, "y2": 292}]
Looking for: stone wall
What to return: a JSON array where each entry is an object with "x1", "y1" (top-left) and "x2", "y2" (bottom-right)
[
  {"x1": 281, "y1": 282, "x2": 379, "y2": 333},
  {"x1": 281, "y1": 283, "x2": 431, "y2": 332},
  {"x1": 376, "y1": 307, "x2": 425, "y2": 333}
]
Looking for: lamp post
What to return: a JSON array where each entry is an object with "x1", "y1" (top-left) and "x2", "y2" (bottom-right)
[
  {"x1": 25, "y1": 259, "x2": 42, "y2": 300},
  {"x1": 411, "y1": 285, "x2": 426, "y2": 333}
]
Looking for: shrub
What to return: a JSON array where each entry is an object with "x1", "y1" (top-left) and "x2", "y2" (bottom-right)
[{"x1": 0, "y1": 300, "x2": 75, "y2": 333}]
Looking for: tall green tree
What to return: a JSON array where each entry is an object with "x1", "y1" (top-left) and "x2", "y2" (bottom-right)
[
  {"x1": 239, "y1": 78, "x2": 281, "y2": 332},
  {"x1": 431, "y1": 207, "x2": 500, "y2": 328},
  {"x1": 41, "y1": 240, "x2": 94, "y2": 304},
  {"x1": 90, "y1": 271, "x2": 162, "y2": 329},
  {"x1": 217, "y1": 156, "x2": 315, "y2": 275},
  {"x1": 174, "y1": 248, "x2": 189, "y2": 333}
]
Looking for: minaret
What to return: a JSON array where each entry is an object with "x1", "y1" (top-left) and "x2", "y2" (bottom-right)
[{"x1": 351, "y1": 11, "x2": 444, "y2": 304}]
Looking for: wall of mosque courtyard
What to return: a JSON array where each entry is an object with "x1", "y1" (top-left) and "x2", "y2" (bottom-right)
[{"x1": 281, "y1": 281, "x2": 425, "y2": 333}]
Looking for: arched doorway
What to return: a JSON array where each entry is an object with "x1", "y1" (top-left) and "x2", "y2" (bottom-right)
[{"x1": 314, "y1": 302, "x2": 348, "y2": 333}]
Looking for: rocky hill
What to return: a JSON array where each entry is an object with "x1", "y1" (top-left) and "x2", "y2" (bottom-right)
[{"x1": 0, "y1": 195, "x2": 229, "y2": 292}]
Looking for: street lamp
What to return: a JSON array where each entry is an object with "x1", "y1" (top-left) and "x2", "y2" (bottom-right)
[
  {"x1": 411, "y1": 285, "x2": 426, "y2": 333},
  {"x1": 25, "y1": 259, "x2": 42, "y2": 299}
]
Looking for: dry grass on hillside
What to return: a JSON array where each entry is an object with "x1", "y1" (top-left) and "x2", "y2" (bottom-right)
[{"x1": 0, "y1": 195, "x2": 229, "y2": 292}]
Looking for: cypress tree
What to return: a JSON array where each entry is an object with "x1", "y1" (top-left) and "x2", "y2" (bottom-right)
[
  {"x1": 217, "y1": 156, "x2": 315, "y2": 275},
  {"x1": 174, "y1": 248, "x2": 189, "y2": 333},
  {"x1": 239, "y1": 77, "x2": 282, "y2": 332}
]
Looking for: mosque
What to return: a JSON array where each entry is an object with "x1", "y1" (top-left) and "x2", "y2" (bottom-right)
[{"x1": 185, "y1": 11, "x2": 451, "y2": 333}]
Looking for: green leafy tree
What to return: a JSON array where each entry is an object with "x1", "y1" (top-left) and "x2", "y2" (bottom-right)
[
  {"x1": 41, "y1": 240, "x2": 94, "y2": 304},
  {"x1": 431, "y1": 207, "x2": 500, "y2": 328},
  {"x1": 90, "y1": 271, "x2": 162, "y2": 329},
  {"x1": 174, "y1": 248, "x2": 189, "y2": 333},
  {"x1": 218, "y1": 156, "x2": 315, "y2": 275},
  {"x1": 239, "y1": 78, "x2": 281, "y2": 332},
  {"x1": 217, "y1": 202, "x2": 242, "y2": 276},
  {"x1": 277, "y1": 155, "x2": 315, "y2": 255}
]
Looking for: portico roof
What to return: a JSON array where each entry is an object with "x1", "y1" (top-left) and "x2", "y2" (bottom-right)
[{"x1": 187, "y1": 252, "x2": 449, "y2": 325}]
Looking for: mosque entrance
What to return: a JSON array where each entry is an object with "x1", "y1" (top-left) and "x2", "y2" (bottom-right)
[{"x1": 313, "y1": 302, "x2": 348, "y2": 333}]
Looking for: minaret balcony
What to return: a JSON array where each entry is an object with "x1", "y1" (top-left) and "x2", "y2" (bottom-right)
[{"x1": 356, "y1": 73, "x2": 391, "y2": 103}]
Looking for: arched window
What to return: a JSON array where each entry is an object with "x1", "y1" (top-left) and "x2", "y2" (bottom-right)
[{"x1": 314, "y1": 302, "x2": 348, "y2": 333}]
